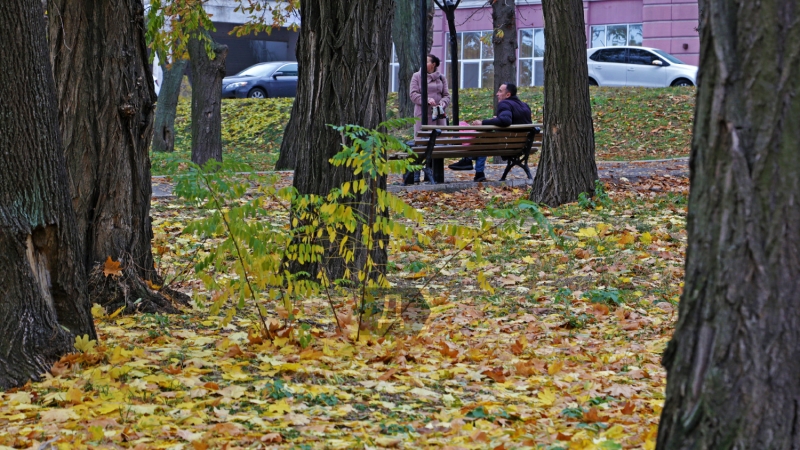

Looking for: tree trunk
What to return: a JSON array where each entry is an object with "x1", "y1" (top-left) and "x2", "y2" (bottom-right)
[
  {"x1": 0, "y1": 0, "x2": 96, "y2": 389},
  {"x1": 529, "y1": 0, "x2": 597, "y2": 207},
  {"x1": 491, "y1": 0, "x2": 517, "y2": 163},
  {"x1": 491, "y1": 0, "x2": 516, "y2": 109},
  {"x1": 657, "y1": 1, "x2": 800, "y2": 448},
  {"x1": 152, "y1": 58, "x2": 188, "y2": 153},
  {"x1": 393, "y1": 0, "x2": 434, "y2": 119},
  {"x1": 49, "y1": 0, "x2": 184, "y2": 313},
  {"x1": 188, "y1": 31, "x2": 228, "y2": 167},
  {"x1": 276, "y1": 0, "x2": 394, "y2": 280}
]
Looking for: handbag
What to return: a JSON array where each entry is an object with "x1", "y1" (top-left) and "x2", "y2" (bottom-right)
[{"x1": 431, "y1": 105, "x2": 446, "y2": 121}]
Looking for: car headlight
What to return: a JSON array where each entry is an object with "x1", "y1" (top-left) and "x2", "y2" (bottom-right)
[{"x1": 225, "y1": 81, "x2": 248, "y2": 89}]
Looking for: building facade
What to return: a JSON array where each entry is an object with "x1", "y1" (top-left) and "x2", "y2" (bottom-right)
[{"x1": 390, "y1": 0, "x2": 699, "y2": 91}]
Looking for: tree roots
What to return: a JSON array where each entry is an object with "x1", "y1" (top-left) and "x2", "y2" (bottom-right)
[{"x1": 88, "y1": 259, "x2": 190, "y2": 315}]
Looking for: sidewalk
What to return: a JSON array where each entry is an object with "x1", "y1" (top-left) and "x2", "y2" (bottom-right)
[{"x1": 152, "y1": 158, "x2": 688, "y2": 198}]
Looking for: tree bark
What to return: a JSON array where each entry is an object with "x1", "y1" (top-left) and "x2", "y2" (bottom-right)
[
  {"x1": 49, "y1": 0, "x2": 184, "y2": 313},
  {"x1": 152, "y1": 58, "x2": 188, "y2": 153},
  {"x1": 0, "y1": 0, "x2": 96, "y2": 389},
  {"x1": 491, "y1": 0, "x2": 517, "y2": 163},
  {"x1": 491, "y1": 0, "x2": 516, "y2": 109},
  {"x1": 393, "y1": 0, "x2": 434, "y2": 119},
  {"x1": 188, "y1": 31, "x2": 228, "y2": 167},
  {"x1": 275, "y1": 0, "x2": 394, "y2": 281},
  {"x1": 529, "y1": 0, "x2": 597, "y2": 207},
  {"x1": 657, "y1": 1, "x2": 800, "y2": 448}
]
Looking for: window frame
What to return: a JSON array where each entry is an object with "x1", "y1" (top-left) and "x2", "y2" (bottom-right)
[
  {"x1": 518, "y1": 27, "x2": 545, "y2": 87},
  {"x1": 444, "y1": 30, "x2": 495, "y2": 89},
  {"x1": 590, "y1": 23, "x2": 644, "y2": 48}
]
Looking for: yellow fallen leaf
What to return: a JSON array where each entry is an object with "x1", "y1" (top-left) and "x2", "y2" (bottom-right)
[
  {"x1": 91, "y1": 304, "x2": 106, "y2": 318},
  {"x1": 576, "y1": 227, "x2": 598, "y2": 238},
  {"x1": 88, "y1": 425, "x2": 105, "y2": 441},
  {"x1": 97, "y1": 403, "x2": 121, "y2": 414},
  {"x1": 604, "y1": 424, "x2": 625, "y2": 440},
  {"x1": 537, "y1": 388, "x2": 556, "y2": 406},
  {"x1": 548, "y1": 360, "x2": 564, "y2": 375},
  {"x1": 65, "y1": 388, "x2": 83, "y2": 404},
  {"x1": 267, "y1": 399, "x2": 292, "y2": 415},
  {"x1": 640, "y1": 231, "x2": 653, "y2": 245},
  {"x1": 74, "y1": 334, "x2": 96, "y2": 353}
]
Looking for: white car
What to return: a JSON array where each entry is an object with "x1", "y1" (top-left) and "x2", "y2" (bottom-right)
[{"x1": 587, "y1": 46, "x2": 697, "y2": 87}]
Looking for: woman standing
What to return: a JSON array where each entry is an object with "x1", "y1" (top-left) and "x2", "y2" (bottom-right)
[
  {"x1": 410, "y1": 54, "x2": 450, "y2": 135},
  {"x1": 405, "y1": 54, "x2": 450, "y2": 184}
]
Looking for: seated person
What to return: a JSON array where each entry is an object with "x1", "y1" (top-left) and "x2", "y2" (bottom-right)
[{"x1": 448, "y1": 83, "x2": 532, "y2": 182}]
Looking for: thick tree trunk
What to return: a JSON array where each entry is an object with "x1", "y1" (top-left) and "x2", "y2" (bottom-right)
[
  {"x1": 491, "y1": 0, "x2": 516, "y2": 108},
  {"x1": 188, "y1": 31, "x2": 228, "y2": 167},
  {"x1": 393, "y1": 0, "x2": 434, "y2": 119},
  {"x1": 49, "y1": 0, "x2": 184, "y2": 313},
  {"x1": 0, "y1": 0, "x2": 96, "y2": 389},
  {"x1": 276, "y1": 0, "x2": 394, "y2": 280},
  {"x1": 529, "y1": 0, "x2": 597, "y2": 207},
  {"x1": 657, "y1": 1, "x2": 800, "y2": 448},
  {"x1": 491, "y1": 0, "x2": 517, "y2": 163},
  {"x1": 152, "y1": 58, "x2": 188, "y2": 153}
]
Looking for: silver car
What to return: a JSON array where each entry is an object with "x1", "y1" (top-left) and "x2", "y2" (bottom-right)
[{"x1": 587, "y1": 46, "x2": 697, "y2": 87}]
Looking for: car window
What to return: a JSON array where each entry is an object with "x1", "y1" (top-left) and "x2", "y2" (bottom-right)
[
  {"x1": 277, "y1": 63, "x2": 298, "y2": 76},
  {"x1": 628, "y1": 49, "x2": 658, "y2": 66},
  {"x1": 651, "y1": 49, "x2": 686, "y2": 65},
  {"x1": 591, "y1": 48, "x2": 627, "y2": 63},
  {"x1": 235, "y1": 64, "x2": 277, "y2": 77}
]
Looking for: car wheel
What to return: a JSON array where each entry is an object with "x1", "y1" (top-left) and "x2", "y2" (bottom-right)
[
  {"x1": 588, "y1": 78, "x2": 599, "y2": 86},
  {"x1": 671, "y1": 78, "x2": 694, "y2": 87},
  {"x1": 247, "y1": 88, "x2": 267, "y2": 99}
]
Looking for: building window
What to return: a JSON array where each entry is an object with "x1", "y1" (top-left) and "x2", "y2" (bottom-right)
[
  {"x1": 518, "y1": 28, "x2": 545, "y2": 87},
  {"x1": 390, "y1": 45, "x2": 400, "y2": 93},
  {"x1": 444, "y1": 31, "x2": 494, "y2": 89},
  {"x1": 590, "y1": 23, "x2": 643, "y2": 47}
]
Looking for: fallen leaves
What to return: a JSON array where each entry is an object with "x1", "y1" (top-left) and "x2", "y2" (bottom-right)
[{"x1": 0, "y1": 176, "x2": 689, "y2": 449}]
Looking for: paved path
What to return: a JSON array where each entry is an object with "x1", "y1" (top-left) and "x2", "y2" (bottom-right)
[{"x1": 152, "y1": 158, "x2": 688, "y2": 198}]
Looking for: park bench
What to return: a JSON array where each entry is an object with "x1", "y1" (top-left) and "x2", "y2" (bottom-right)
[{"x1": 390, "y1": 123, "x2": 543, "y2": 184}]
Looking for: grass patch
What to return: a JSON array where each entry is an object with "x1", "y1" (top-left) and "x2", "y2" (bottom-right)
[{"x1": 151, "y1": 86, "x2": 694, "y2": 175}]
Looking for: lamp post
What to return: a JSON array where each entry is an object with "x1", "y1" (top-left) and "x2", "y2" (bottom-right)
[
  {"x1": 426, "y1": 0, "x2": 460, "y2": 183},
  {"x1": 436, "y1": 0, "x2": 460, "y2": 125}
]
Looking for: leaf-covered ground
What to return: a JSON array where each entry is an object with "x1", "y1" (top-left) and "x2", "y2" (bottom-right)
[
  {"x1": 0, "y1": 176, "x2": 687, "y2": 449},
  {"x1": 151, "y1": 87, "x2": 694, "y2": 175}
]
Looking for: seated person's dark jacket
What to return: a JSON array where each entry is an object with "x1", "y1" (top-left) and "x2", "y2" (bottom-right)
[{"x1": 480, "y1": 97, "x2": 532, "y2": 126}]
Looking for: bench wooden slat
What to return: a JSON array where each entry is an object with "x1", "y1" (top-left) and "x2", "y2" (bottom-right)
[
  {"x1": 411, "y1": 142, "x2": 533, "y2": 152},
  {"x1": 392, "y1": 149, "x2": 536, "y2": 159},
  {"x1": 414, "y1": 136, "x2": 531, "y2": 146},
  {"x1": 420, "y1": 124, "x2": 542, "y2": 131},
  {"x1": 416, "y1": 130, "x2": 532, "y2": 137}
]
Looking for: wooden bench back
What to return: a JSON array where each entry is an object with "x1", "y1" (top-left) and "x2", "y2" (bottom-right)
[{"x1": 410, "y1": 124, "x2": 542, "y2": 157}]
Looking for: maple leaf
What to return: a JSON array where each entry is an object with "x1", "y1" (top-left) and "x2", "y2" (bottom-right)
[
  {"x1": 605, "y1": 384, "x2": 638, "y2": 398},
  {"x1": 482, "y1": 367, "x2": 506, "y2": 383},
  {"x1": 103, "y1": 256, "x2": 123, "y2": 277},
  {"x1": 268, "y1": 399, "x2": 292, "y2": 415},
  {"x1": 537, "y1": 388, "x2": 557, "y2": 406},
  {"x1": 583, "y1": 407, "x2": 607, "y2": 423},
  {"x1": 65, "y1": 387, "x2": 83, "y2": 404},
  {"x1": 74, "y1": 334, "x2": 96, "y2": 353},
  {"x1": 91, "y1": 304, "x2": 107, "y2": 318},
  {"x1": 621, "y1": 401, "x2": 636, "y2": 414},
  {"x1": 548, "y1": 360, "x2": 564, "y2": 375}
]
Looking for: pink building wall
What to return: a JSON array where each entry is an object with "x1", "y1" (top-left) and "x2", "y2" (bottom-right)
[{"x1": 430, "y1": 0, "x2": 699, "y2": 76}]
